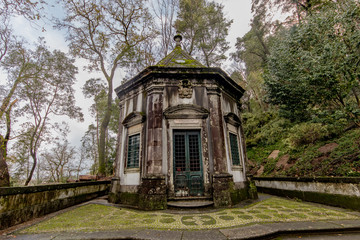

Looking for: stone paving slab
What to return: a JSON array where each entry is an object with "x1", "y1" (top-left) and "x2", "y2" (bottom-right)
[
  {"x1": 132, "y1": 229, "x2": 183, "y2": 240},
  {"x1": 220, "y1": 224, "x2": 276, "y2": 239},
  {"x1": 328, "y1": 219, "x2": 360, "y2": 228},
  {"x1": 3, "y1": 233, "x2": 58, "y2": 240},
  {"x1": 167, "y1": 200, "x2": 214, "y2": 208},
  {"x1": 220, "y1": 221, "x2": 360, "y2": 240},
  {"x1": 182, "y1": 230, "x2": 227, "y2": 240},
  {"x1": 274, "y1": 221, "x2": 344, "y2": 231}
]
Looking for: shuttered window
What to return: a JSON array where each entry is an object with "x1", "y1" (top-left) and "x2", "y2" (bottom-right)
[
  {"x1": 127, "y1": 133, "x2": 140, "y2": 168},
  {"x1": 229, "y1": 133, "x2": 240, "y2": 166}
]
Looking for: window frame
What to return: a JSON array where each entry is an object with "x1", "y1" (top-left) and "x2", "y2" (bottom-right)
[
  {"x1": 126, "y1": 133, "x2": 141, "y2": 170},
  {"x1": 229, "y1": 132, "x2": 241, "y2": 166}
]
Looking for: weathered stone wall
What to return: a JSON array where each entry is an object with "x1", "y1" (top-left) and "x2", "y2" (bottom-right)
[
  {"x1": 254, "y1": 177, "x2": 360, "y2": 210},
  {"x1": 0, "y1": 181, "x2": 110, "y2": 230}
]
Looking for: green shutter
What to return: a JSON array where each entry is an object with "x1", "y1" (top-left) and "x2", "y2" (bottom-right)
[
  {"x1": 229, "y1": 133, "x2": 240, "y2": 166},
  {"x1": 127, "y1": 134, "x2": 140, "y2": 168}
]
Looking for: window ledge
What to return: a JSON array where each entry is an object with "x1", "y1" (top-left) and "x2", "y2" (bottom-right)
[
  {"x1": 125, "y1": 168, "x2": 140, "y2": 173},
  {"x1": 231, "y1": 165, "x2": 242, "y2": 171}
]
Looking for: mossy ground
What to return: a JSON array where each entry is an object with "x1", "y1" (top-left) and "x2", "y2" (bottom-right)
[{"x1": 20, "y1": 197, "x2": 359, "y2": 233}]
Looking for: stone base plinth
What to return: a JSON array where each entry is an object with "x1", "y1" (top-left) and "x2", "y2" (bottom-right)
[
  {"x1": 108, "y1": 177, "x2": 121, "y2": 204},
  {"x1": 212, "y1": 173, "x2": 234, "y2": 207},
  {"x1": 212, "y1": 174, "x2": 258, "y2": 207},
  {"x1": 138, "y1": 175, "x2": 167, "y2": 210}
]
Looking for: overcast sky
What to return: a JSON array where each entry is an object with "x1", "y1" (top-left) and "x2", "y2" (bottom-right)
[{"x1": 10, "y1": 0, "x2": 253, "y2": 149}]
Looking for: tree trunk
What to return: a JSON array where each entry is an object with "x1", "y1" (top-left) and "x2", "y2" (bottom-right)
[
  {"x1": 0, "y1": 138, "x2": 10, "y2": 187},
  {"x1": 98, "y1": 80, "x2": 113, "y2": 176},
  {"x1": 25, "y1": 150, "x2": 37, "y2": 186},
  {"x1": 0, "y1": 99, "x2": 17, "y2": 187}
]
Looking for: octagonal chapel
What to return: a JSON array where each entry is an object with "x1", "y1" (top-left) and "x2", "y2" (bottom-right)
[{"x1": 109, "y1": 35, "x2": 257, "y2": 210}]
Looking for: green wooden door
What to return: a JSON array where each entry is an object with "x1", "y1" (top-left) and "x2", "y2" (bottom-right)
[{"x1": 173, "y1": 130, "x2": 203, "y2": 197}]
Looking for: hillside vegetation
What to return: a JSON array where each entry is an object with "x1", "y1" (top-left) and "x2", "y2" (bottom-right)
[
  {"x1": 236, "y1": 0, "x2": 360, "y2": 177},
  {"x1": 244, "y1": 110, "x2": 360, "y2": 177}
]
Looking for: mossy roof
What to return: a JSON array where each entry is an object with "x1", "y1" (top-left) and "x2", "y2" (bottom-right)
[{"x1": 155, "y1": 45, "x2": 205, "y2": 68}]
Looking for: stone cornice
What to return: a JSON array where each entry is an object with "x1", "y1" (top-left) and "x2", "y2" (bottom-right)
[{"x1": 115, "y1": 66, "x2": 245, "y2": 100}]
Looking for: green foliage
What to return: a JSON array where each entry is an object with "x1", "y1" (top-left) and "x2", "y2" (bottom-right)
[
  {"x1": 286, "y1": 122, "x2": 329, "y2": 147},
  {"x1": 175, "y1": 0, "x2": 232, "y2": 67},
  {"x1": 264, "y1": 0, "x2": 360, "y2": 124},
  {"x1": 242, "y1": 110, "x2": 291, "y2": 147},
  {"x1": 263, "y1": 157, "x2": 278, "y2": 175}
]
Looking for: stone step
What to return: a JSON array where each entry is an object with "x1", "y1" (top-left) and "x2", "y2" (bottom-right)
[
  {"x1": 167, "y1": 200, "x2": 214, "y2": 208},
  {"x1": 168, "y1": 196, "x2": 212, "y2": 201}
]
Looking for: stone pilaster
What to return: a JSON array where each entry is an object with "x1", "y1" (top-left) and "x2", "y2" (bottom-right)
[
  {"x1": 145, "y1": 87, "x2": 164, "y2": 175},
  {"x1": 207, "y1": 87, "x2": 227, "y2": 174},
  {"x1": 114, "y1": 103, "x2": 125, "y2": 178}
]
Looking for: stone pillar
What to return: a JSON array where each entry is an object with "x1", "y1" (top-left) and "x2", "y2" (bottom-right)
[
  {"x1": 207, "y1": 87, "x2": 227, "y2": 173},
  {"x1": 108, "y1": 177, "x2": 121, "y2": 203},
  {"x1": 145, "y1": 87, "x2": 164, "y2": 175},
  {"x1": 138, "y1": 175, "x2": 167, "y2": 210},
  {"x1": 212, "y1": 173, "x2": 234, "y2": 207}
]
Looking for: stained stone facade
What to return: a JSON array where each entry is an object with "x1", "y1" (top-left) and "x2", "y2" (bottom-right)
[{"x1": 109, "y1": 35, "x2": 256, "y2": 210}]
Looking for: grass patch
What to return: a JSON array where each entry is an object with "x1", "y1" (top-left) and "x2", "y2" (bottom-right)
[
  {"x1": 219, "y1": 216, "x2": 235, "y2": 221},
  {"x1": 255, "y1": 214, "x2": 272, "y2": 219},
  {"x1": 238, "y1": 215, "x2": 253, "y2": 220},
  {"x1": 160, "y1": 218, "x2": 176, "y2": 224}
]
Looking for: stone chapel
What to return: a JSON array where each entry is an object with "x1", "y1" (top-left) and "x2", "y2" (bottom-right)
[{"x1": 109, "y1": 34, "x2": 256, "y2": 210}]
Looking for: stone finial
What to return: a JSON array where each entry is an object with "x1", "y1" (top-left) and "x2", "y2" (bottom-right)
[{"x1": 174, "y1": 32, "x2": 182, "y2": 47}]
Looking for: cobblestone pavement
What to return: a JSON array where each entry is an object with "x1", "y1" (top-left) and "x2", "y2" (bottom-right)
[{"x1": 17, "y1": 196, "x2": 360, "y2": 233}]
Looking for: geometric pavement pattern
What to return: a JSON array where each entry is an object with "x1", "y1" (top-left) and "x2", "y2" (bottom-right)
[{"x1": 21, "y1": 197, "x2": 360, "y2": 233}]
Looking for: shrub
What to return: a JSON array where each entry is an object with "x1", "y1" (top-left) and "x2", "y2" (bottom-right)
[
  {"x1": 242, "y1": 110, "x2": 292, "y2": 146},
  {"x1": 286, "y1": 122, "x2": 329, "y2": 147}
]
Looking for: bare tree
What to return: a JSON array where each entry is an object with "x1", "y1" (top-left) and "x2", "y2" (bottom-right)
[
  {"x1": 42, "y1": 137, "x2": 78, "y2": 182},
  {"x1": 9, "y1": 40, "x2": 84, "y2": 186},
  {"x1": 151, "y1": 0, "x2": 178, "y2": 57},
  {"x1": 57, "y1": 0, "x2": 155, "y2": 176}
]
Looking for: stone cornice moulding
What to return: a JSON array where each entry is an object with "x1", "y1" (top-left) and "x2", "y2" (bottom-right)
[
  {"x1": 122, "y1": 112, "x2": 146, "y2": 127},
  {"x1": 224, "y1": 112, "x2": 242, "y2": 127},
  {"x1": 164, "y1": 104, "x2": 209, "y2": 119}
]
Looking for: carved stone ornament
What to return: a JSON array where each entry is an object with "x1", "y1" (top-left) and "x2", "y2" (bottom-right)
[{"x1": 178, "y1": 79, "x2": 193, "y2": 98}]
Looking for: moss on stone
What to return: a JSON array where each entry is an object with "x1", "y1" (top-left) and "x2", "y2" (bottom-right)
[
  {"x1": 108, "y1": 192, "x2": 120, "y2": 204},
  {"x1": 138, "y1": 195, "x2": 167, "y2": 210},
  {"x1": 258, "y1": 187, "x2": 360, "y2": 211},
  {"x1": 119, "y1": 192, "x2": 139, "y2": 206}
]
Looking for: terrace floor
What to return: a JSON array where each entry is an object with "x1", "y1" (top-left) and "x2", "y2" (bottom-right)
[{"x1": 3, "y1": 194, "x2": 360, "y2": 239}]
